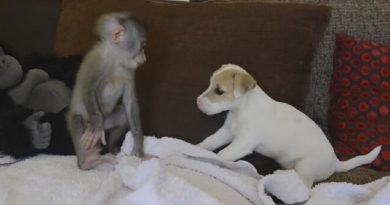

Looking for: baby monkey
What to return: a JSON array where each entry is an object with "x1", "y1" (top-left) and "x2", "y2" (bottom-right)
[{"x1": 67, "y1": 12, "x2": 147, "y2": 170}]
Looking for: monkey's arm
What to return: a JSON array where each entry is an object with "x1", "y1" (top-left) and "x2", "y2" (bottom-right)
[
  {"x1": 79, "y1": 62, "x2": 106, "y2": 149},
  {"x1": 123, "y1": 79, "x2": 144, "y2": 157}
]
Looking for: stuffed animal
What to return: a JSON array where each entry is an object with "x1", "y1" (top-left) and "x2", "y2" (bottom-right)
[
  {"x1": 0, "y1": 46, "x2": 80, "y2": 161},
  {"x1": 22, "y1": 53, "x2": 82, "y2": 89},
  {"x1": 0, "y1": 47, "x2": 51, "y2": 159}
]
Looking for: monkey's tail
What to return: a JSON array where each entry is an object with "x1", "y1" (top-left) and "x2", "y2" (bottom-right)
[{"x1": 335, "y1": 146, "x2": 381, "y2": 173}]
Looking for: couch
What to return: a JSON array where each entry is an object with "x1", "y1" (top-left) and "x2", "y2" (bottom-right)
[{"x1": 54, "y1": 0, "x2": 390, "y2": 183}]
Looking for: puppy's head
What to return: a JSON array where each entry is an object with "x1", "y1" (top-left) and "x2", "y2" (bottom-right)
[{"x1": 197, "y1": 64, "x2": 257, "y2": 115}]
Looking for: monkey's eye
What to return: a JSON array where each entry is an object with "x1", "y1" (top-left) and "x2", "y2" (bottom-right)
[{"x1": 214, "y1": 86, "x2": 225, "y2": 96}]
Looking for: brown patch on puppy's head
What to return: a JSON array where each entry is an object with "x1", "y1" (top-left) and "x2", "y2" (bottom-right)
[
  {"x1": 197, "y1": 64, "x2": 257, "y2": 115},
  {"x1": 206, "y1": 64, "x2": 257, "y2": 103},
  {"x1": 232, "y1": 69, "x2": 257, "y2": 97}
]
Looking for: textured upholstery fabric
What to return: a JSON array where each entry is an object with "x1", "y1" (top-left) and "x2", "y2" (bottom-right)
[
  {"x1": 271, "y1": 0, "x2": 390, "y2": 136},
  {"x1": 54, "y1": 0, "x2": 330, "y2": 174},
  {"x1": 330, "y1": 33, "x2": 390, "y2": 171}
]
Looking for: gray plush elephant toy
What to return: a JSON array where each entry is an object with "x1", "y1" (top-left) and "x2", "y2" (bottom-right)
[{"x1": 0, "y1": 46, "x2": 74, "y2": 161}]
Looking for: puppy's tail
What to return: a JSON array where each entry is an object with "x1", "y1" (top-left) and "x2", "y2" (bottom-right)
[{"x1": 335, "y1": 146, "x2": 381, "y2": 173}]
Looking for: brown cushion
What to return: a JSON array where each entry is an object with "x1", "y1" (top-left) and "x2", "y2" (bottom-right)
[{"x1": 55, "y1": 0, "x2": 330, "y2": 174}]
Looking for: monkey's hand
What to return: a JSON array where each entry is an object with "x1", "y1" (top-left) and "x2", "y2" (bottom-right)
[
  {"x1": 80, "y1": 115, "x2": 106, "y2": 149},
  {"x1": 131, "y1": 146, "x2": 144, "y2": 158},
  {"x1": 24, "y1": 111, "x2": 51, "y2": 149},
  {"x1": 80, "y1": 126, "x2": 106, "y2": 149}
]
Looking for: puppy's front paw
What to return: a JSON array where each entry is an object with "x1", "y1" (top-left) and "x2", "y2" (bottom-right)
[
  {"x1": 197, "y1": 142, "x2": 214, "y2": 151},
  {"x1": 217, "y1": 150, "x2": 236, "y2": 161}
]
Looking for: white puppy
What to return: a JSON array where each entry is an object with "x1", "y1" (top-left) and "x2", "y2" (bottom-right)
[{"x1": 196, "y1": 64, "x2": 381, "y2": 187}]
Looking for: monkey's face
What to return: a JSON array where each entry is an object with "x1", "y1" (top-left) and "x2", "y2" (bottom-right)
[
  {"x1": 123, "y1": 47, "x2": 146, "y2": 70},
  {"x1": 124, "y1": 25, "x2": 147, "y2": 70},
  {"x1": 196, "y1": 64, "x2": 257, "y2": 115},
  {"x1": 105, "y1": 14, "x2": 147, "y2": 70},
  {"x1": 133, "y1": 49, "x2": 146, "y2": 67}
]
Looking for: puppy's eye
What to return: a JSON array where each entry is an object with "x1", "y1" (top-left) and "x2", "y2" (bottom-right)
[{"x1": 214, "y1": 86, "x2": 225, "y2": 96}]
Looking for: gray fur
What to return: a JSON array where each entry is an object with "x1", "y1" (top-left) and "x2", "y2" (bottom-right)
[
  {"x1": 67, "y1": 12, "x2": 146, "y2": 170},
  {"x1": 26, "y1": 80, "x2": 71, "y2": 113},
  {"x1": 23, "y1": 111, "x2": 51, "y2": 150},
  {"x1": 124, "y1": 79, "x2": 144, "y2": 156},
  {"x1": 8, "y1": 69, "x2": 49, "y2": 105}
]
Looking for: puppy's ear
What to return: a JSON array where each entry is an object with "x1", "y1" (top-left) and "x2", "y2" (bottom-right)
[{"x1": 233, "y1": 71, "x2": 256, "y2": 97}]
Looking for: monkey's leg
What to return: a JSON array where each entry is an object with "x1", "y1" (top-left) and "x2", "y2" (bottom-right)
[
  {"x1": 68, "y1": 113, "x2": 115, "y2": 170},
  {"x1": 103, "y1": 106, "x2": 127, "y2": 130},
  {"x1": 107, "y1": 125, "x2": 128, "y2": 154},
  {"x1": 104, "y1": 107, "x2": 129, "y2": 154}
]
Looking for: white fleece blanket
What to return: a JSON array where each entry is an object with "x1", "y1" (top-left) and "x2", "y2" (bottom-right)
[
  {"x1": 0, "y1": 133, "x2": 389, "y2": 205},
  {"x1": 306, "y1": 176, "x2": 390, "y2": 205},
  {"x1": 0, "y1": 133, "x2": 307, "y2": 205}
]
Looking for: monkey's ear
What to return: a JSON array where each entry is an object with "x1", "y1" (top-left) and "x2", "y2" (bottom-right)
[{"x1": 112, "y1": 25, "x2": 125, "y2": 43}]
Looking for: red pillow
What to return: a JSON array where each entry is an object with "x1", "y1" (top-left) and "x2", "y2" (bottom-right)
[{"x1": 329, "y1": 33, "x2": 390, "y2": 171}]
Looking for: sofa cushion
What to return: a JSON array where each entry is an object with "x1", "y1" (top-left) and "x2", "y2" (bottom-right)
[
  {"x1": 329, "y1": 33, "x2": 390, "y2": 171},
  {"x1": 55, "y1": 0, "x2": 330, "y2": 174}
]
